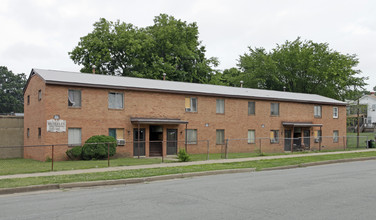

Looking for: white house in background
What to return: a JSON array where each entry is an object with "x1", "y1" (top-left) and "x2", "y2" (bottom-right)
[{"x1": 359, "y1": 95, "x2": 376, "y2": 124}]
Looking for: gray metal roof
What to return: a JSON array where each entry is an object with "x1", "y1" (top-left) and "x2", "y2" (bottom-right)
[{"x1": 30, "y1": 68, "x2": 346, "y2": 106}]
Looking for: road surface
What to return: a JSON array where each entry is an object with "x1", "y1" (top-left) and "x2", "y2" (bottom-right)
[{"x1": 1, "y1": 160, "x2": 376, "y2": 219}]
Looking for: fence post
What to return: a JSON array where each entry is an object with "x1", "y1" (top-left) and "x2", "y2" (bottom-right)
[
  {"x1": 107, "y1": 143, "x2": 110, "y2": 167},
  {"x1": 161, "y1": 141, "x2": 164, "y2": 163},
  {"x1": 343, "y1": 136, "x2": 346, "y2": 150},
  {"x1": 259, "y1": 138, "x2": 262, "y2": 154},
  {"x1": 207, "y1": 140, "x2": 210, "y2": 160},
  {"x1": 51, "y1": 145, "x2": 54, "y2": 171},
  {"x1": 225, "y1": 139, "x2": 229, "y2": 159}
]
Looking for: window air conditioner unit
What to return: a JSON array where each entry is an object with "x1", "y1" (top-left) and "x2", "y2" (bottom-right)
[
  {"x1": 117, "y1": 139, "x2": 125, "y2": 146},
  {"x1": 314, "y1": 138, "x2": 320, "y2": 143}
]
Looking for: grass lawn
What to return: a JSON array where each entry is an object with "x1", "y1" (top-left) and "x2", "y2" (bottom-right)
[
  {"x1": 346, "y1": 133, "x2": 375, "y2": 148},
  {"x1": 0, "y1": 157, "x2": 164, "y2": 176},
  {"x1": 1, "y1": 151, "x2": 376, "y2": 189}
]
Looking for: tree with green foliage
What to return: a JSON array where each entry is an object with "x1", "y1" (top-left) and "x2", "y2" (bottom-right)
[
  {"x1": 226, "y1": 38, "x2": 367, "y2": 100},
  {"x1": 0, "y1": 66, "x2": 26, "y2": 113},
  {"x1": 69, "y1": 14, "x2": 218, "y2": 83}
]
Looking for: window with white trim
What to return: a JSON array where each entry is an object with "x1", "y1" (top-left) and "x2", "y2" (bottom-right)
[{"x1": 333, "y1": 107, "x2": 338, "y2": 119}]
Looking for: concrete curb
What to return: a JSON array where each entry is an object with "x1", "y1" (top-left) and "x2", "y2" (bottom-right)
[
  {"x1": 0, "y1": 168, "x2": 256, "y2": 195},
  {"x1": 1, "y1": 157, "x2": 376, "y2": 195},
  {"x1": 261, "y1": 156, "x2": 376, "y2": 171}
]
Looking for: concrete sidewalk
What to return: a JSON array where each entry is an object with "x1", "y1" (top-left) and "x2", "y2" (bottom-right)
[{"x1": 2, "y1": 149, "x2": 376, "y2": 180}]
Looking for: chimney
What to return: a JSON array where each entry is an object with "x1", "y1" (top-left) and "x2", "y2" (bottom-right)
[
  {"x1": 283, "y1": 86, "x2": 286, "y2": 92},
  {"x1": 163, "y1": 73, "x2": 166, "y2": 80},
  {"x1": 240, "y1": 80, "x2": 244, "y2": 88},
  {"x1": 92, "y1": 65, "x2": 96, "y2": 74}
]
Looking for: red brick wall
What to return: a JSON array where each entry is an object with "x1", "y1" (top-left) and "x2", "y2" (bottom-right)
[{"x1": 24, "y1": 74, "x2": 347, "y2": 160}]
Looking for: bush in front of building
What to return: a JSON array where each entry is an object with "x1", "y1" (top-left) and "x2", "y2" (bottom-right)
[
  {"x1": 177, "y1": 149, "x2": 191, "y2": 162},
  {"x1": 66, "y1": 146, "x2": 82, "y2": 160},
  {"x1": 81, "y1": 135, "x2": 117, "y2": 160}
]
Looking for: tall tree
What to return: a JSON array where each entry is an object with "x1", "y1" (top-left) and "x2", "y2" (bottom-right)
[
  {"x1": 69, "y1": 14, "x2": 218, "y2": 83},
  {"x1": 0, "y1": 66, "x2": 26, "y2": 113},
  {"x1": 233, "y1": 38, "x2": 367, "y2": 100}
]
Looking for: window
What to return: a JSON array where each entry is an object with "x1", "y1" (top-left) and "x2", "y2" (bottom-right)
[
  {"x1": 68, "y1": 90, "x2": 81, "y2": 107},
  {"x1": 271, "y1": 103, "x2": 279, "y2": 116},
  {"x1": 108, "y1": 92, "x2": 124, "y2": 109},
  {"x1": 27, "y1": 128, "x2": 30, "y2": 138},
  {"x1": 314, "y1": 130, "x2": 322, "y2": 142},
  {"x1": 185, "y1": 97, "x2": 197, "y2": 112},
  {"x1": 248, "y1": 130, "x2": 255, "y2": 144},
  {"x1": 270, "y1": 130, "x2": 279, "y2": 144},
  {"x1": 109, "y1": 128, "x2": 124, "y2": 140},
  {"x1": 38, "y1": 127, "x2": 41, "y2": 138},
  {"x1": 372, "y1": 104, "x2": 376, "y2": 111},
  {"x1": 248, "y1": 101, "x2": 255, "y2": 115},
  {"x1": 186, "y1": 129, "x2": 197, "y2": 144},
  {"x1": 27, "y1": 95, "x2": 30, "y2": 105},
  {"x1": 68, "y1": 128, "x2": 82, "y2": 145},
  {"x1": 333, "y1": 130, "x2": 339, "y2": 143},
  {"x1": 216, "y1": 99, "x2": 225, "y2": 114},
  {"x1": 216, "y1": 129, "x2": 225, "y2": 145},
  {"x1": 314, "y1": 105, "x2": 322, "y2": 118},
  {"x1": 333, "y1": 107, "x2": 338, "y2": 118},
  {"x1": 38, "y1": 90, "x2": 42, "y2": 101}
]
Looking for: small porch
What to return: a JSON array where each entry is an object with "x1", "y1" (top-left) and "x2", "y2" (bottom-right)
[
  {"x1": 130, "y1": 117, "x2": 188, "y2": 157},
  {"x1": 282, "y1": 122, "x2": 323, "y2": 151}
]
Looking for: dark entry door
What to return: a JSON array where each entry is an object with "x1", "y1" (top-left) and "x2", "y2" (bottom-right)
[
  {"x1": 284, "y1": 129, "x2": 292, "y2": 151},
  {"x1": 149, "y1": 126, "x2": 163, "y2": 156},
  {"x1": 167, "y1": 129, "x2": 178, "y2": 155},
  {"x1": 303, "y1": 130, "x2": 310, "y2": 149},
  {"x1": 133, "y1": 128, "x2": 145, "y2": 156}
]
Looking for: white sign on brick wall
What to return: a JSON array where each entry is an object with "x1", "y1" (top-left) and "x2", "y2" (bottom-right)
[{"x1": 47, "y1": 119, "x2": 66, "y2": 132}]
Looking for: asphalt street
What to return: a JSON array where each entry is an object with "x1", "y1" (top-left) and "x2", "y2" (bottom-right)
[{"x1": 1, "y1": 160, "x2": 376, "y2": 220}]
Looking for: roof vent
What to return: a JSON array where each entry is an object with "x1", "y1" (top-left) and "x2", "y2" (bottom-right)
[
  {"x1": 92, "y1": 65, "x2": 96, "y2": 74},
  {"x1": 240, "y1": 80, "x2": 244, "y2": 88},
  {"x1": 163, "y1": 73, "x2": 166, "y2": 80}
]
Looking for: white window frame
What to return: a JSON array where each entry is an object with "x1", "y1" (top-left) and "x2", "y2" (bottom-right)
[
  {"x1": 108, "y1": 92, "x2": 124, "y2": 109},
  {"x1": 314, "y1": 105, "x2": 322, "y2": 118},
  {"x1": 333, "y1": 107, "x2": 338, "y2": 119},
  {"x1": 186, "y1": 129, "x2": 197, "y2": 144},
  {"x1": 248, "y1": 130, "x2": 255, "y2": 144},
  {"x1": 68, "y1": 128, "x2": 82, "y2": 146},
  {"x1": 68, "y1": 89, "x2": 82, "y2": 107},
  {"x1": 271, "y1": 103, "x2": 279, "y2": 116},
  {"x1": 216, "y1": 99, "x2": 225, "y2": 114}
]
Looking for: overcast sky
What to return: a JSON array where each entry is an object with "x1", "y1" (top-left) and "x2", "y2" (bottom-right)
[{"x1": 1, "y1": 0, "x2": 375, "y2": 90}]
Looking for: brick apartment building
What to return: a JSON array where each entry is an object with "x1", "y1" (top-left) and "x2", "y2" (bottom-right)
[{"x1": 24, "y1": 69, "x2": 346, "y2": 161}]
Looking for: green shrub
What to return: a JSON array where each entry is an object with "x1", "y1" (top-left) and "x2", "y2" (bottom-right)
[
  {"x1": 177, "y1": 149, "x2": 191, "y2": 162},
  {"x1": 81, "y1": 135, "x2": 117, "y2": 160},
  {"x1": 66, "y1": 146, "x2": 82, "y2": 160}
]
